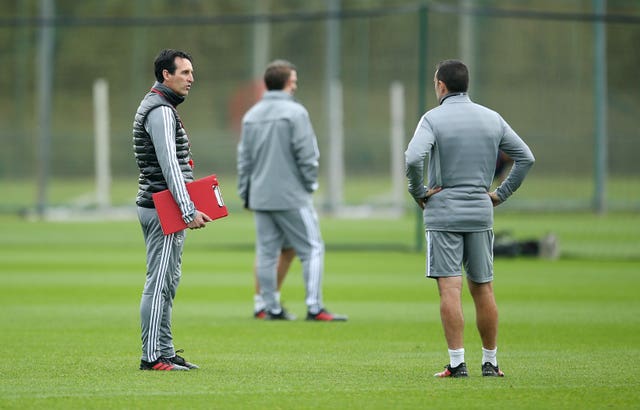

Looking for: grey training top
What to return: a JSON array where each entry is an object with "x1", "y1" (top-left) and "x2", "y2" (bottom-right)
[
  {"x1": 405, "y1": 93, "x2": 535, "y2": 231},
  {"x1": 237, "y1": 91, "x2": 319, "y2": 211}
]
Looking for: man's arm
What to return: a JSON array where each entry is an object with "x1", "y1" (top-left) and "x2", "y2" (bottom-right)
[
  {"x1": 290, "y1": 110, "x2": 319, "y2": 193},
  {"x1": 405, "y1": 116, "x2": 435, "y2": 205},
  {"x1": 492, "y1": 117, "x2": 535, "y2": 204},
  {"x1": 237, "y1": 124, "x2": 252, "y2": 208},
  {"x1": 145, "y1": 106, "x2": 197, "y2": 224}
]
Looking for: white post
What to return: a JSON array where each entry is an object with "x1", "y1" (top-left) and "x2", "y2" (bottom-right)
[
  {"x1": 35, "y1": 0, "x2": 55, "y2": 217},
  {"x1": 459, "y1": 0, "x2": 476, "y2": 70},
  {"x1": 252, "y1": 0, "x2": 271, "y2": 79},
  {"x1": 324, "y1": 0, "x2": 342, "y2": 214},
  {"x1": 326, "y1": 80, "x2": 344, "y2": 213},
  {"x1": 390, "y1": 81, "x2": 405, "y2": 214},
  {"x1": 93, "y1": 79, "x2": 111, "y2": 209}
]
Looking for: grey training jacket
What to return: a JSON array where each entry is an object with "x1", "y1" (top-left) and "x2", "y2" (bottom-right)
[
  {"x1": 237, "y1": 91, "x2": 319, "y2": 211},
  {"x1": 405, "y1": 93, "x2": 535, "y2": 232}
]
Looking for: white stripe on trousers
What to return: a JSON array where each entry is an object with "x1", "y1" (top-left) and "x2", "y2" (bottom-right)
[
  {"x1": 426, "y1": 231, "x2": 432, "y2": 277},
  {"x1": 146, "y1": 232, "x2": 173, "y2": 362},
  {"x1": 299, "y1": 207, "x2": 322, "y2": 308}
]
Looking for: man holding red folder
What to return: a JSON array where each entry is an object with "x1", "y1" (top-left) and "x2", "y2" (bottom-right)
[{"x1": 133, "y1": 49, "x2": 210, "y2": 371}]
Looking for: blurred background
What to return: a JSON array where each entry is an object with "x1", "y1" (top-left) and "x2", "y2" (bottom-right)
[{"x1": 1, "y1": 0, "x2": 638, "y2": 217}]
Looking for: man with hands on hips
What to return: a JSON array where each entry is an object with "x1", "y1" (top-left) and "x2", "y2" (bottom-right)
[{"x1": 405, "y1": 59, "x2": 534, "y2": 378}]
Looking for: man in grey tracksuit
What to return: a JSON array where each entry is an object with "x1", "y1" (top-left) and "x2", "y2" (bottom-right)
[
  {"x1": 133, "y1": 49, "x2": 211, "y2": 371},
  {"x1": 237, "y1": 60, "x2": 346, "y2": 321},
  {"x1": 405, "y1": 60, "x2": 534, "y2": 378}
]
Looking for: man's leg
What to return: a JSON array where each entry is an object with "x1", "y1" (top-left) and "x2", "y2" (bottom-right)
[
  {"x1": 468, "y1": 279, "x2": 504, "y2": 376},
  {"x1": 277, "y1": 207, "x2": 325, "y2": 314},
  {"x1": 436, "y1": 276, "x2": 465, "y2": 350},
  {"x1": 428, "y1": 231, "x2": 467, "y2": 376},
  {"x1": 159, "y1": 231, "x2": 185, "y2": 358},
  {"x1": 253, "y1": 266, "x2": 265, "y2": 316},
  {"x1": 464, "y1": 230, "x2": 504, "y2": 376},
  {"x1": 138, "y1": 207, "x2": 174, "y2": 363},
  {"x1": 467, "y1": 279, "x2": 498, "y2": 350},
  {"x1": 433, "y1": 276, "x2": 467, "y2": 376},
  {"x1": 254, "y1": 247, "x2": 295, "y2": 295},
  {"x1": 254, "y1": 247, "x2": 295, "y2": 316},
  {"x1": 254, "y1": 212, "x2": 283, "y2": 313},
  {"x1": 274, "y1": 207, "x2": 346, "y2": 321},
  {"x1": 276, "y1": 248, "x2": 296, "y2": 288}
]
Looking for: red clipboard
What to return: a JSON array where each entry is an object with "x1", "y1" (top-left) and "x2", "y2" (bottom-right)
[{"x1": 152, "y1": 174, "x2": 229, "y2": 235}]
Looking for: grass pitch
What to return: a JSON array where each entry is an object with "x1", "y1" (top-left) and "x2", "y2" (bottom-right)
[{"x1": 0, "y1": 211, "x2": 639, "y2": 409}]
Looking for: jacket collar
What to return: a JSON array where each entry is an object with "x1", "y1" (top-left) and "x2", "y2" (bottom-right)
[
  {"x1": 439, "y1": 92, "x2": 469, "y2": 105},
  {"x1": 263, "y1": 90, "x2": 294, "y2": 101},
  {"x1": 150, "y1": 81, "x2": 185, "y2": 107}
]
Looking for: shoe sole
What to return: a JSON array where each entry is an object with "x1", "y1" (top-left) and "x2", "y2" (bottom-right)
[
  {"x1": 306, "y1": 314, "x2": 348, "y2": 321},
  {"x1": 434, "y1": 372, "x2": 468, "y2": 378},
  {"x1": 140, "y1": 363, "x2": 190, "y2": 371},
  {"x1": 265, "y1": 315, "x2": 297, "y2": 320},
  {"x1": 434, "y1": 364, "x2": 468, "y2": 378},
  {"x1": 306, "y1": 318, "x2": 348, "y2": 321},
  {"x1": 482, "y1": 363, "x2": 504, "y2": 377}
]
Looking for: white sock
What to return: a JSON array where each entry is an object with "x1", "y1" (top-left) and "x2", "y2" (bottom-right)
[
  {"x1": 448, "y1": 348, "x2": 465, "y2": 368},
  {"x1": 275, "y1": 291, "x2": 281, "y2": 304},
  {"x1": 482, "y1": 347, "x2": 497, "y2": 366},
  {"x1": 254, "y1": 294, "x2": 265, "y2": 311}
]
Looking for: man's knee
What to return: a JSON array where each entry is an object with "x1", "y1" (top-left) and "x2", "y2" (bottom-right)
[
  {"x1": 468, "y1": 279, "x2": 493, "y2": 295},
  {"x1": 292, "y1": 242, "x2": 322, "y2": 262}
]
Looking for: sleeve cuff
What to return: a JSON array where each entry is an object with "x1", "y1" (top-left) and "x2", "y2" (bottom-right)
[{"x1": 182, "y1": 210, "x2": 195, "y2": 224}]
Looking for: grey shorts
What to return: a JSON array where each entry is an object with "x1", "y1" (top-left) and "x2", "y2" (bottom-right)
[{"x1": 426, "y1": 230, "x2": 494, "y2": 283}]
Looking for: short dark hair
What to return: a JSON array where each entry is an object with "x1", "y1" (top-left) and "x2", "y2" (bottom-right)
[
  {"x1": 264, "y1": 60, "x2": 296, "y2": 91},
  {"x1": 435, "y1": 59, "x2": 469, "y2": 93},
  {"x1": 154, "y1": 49, "x2": 193, "y2": 83}
]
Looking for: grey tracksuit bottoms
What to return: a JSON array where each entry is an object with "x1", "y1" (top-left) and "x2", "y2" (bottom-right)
[
  {"x1": 137, "y1": 206, "x2": 184, "y2": 362},
  {"x1": 254, "y1": 206, "x2": 325, "y2": 314}
]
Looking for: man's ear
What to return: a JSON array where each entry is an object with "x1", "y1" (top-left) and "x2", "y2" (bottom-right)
[{"x1": 437, "y1": 80, "x2": 448, "y2": 95}]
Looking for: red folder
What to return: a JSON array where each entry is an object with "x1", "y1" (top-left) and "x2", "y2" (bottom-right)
[{"x1": 152, "y1": 174, "x2": 229, "y2": 235}]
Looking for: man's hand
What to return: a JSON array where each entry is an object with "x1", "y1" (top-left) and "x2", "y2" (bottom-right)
[
  {"x1": 187, "y1": 210, "x2": 212, "y2": 229},
  {"x1": 418, "y1": 186, "x2": 443, "y2": 209},
  {"x1": 488, "y1": 191, "x2": 502, "y2": 207}
]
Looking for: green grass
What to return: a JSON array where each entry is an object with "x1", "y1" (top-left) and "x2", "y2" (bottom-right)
[
  {"x1": 1, "y1": 174, "x2": 639, "y2": 213},
  {"x1": 1, "y1": 211, "x2": 639, "y2": 409}
]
